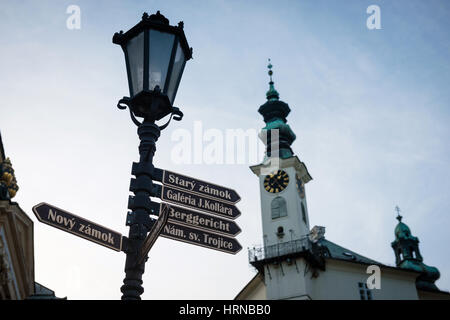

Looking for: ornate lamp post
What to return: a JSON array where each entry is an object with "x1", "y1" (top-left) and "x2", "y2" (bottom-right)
[{"x1": 113, "y1": 11, "x2": 192, "y2": 300}]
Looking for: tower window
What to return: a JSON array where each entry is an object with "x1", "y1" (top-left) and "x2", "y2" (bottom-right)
[
  {"x1": 277, "y1": 226, "x2": 285, "y2": 238},
  {"x1": 271, "y1": 196, "x2": 287, "y2": 219},
  {"x1": 397, "y1": 248, "x2": 403, "y2": 261},
  {"x1": 410, "y1": 248, "x2": 416, "y2": 259}
]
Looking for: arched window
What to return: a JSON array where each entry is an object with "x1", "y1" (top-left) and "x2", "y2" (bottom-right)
[
  {"x1": 271, "y1": 197, "x2": 287, "y2": 219},
  {"x1": 398, "y1": 250, "x2": 403, "y2": 261},
  {"x1": 301, "y1": 202, "x2": 307, "y2": 224}
]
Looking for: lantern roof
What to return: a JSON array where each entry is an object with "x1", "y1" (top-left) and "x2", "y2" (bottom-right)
[{"x1": 113, "y1": 11, "x2": 193, "y2": 60}]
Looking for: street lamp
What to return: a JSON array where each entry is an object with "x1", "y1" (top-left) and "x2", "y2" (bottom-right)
[
  {"x1": 113, "y1": 11, "x2": 192, "y2": 300},
  {"x1": 113, "y1": 10, "x2": 192, "y2": 124}
]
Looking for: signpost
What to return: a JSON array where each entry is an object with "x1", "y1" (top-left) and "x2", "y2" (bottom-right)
[
  {"x1": 160, "y1": 185, "x2": 241, "y2": 220},
  {"x1": 137, "y1": 203, "x2": 170, "y2": 265},
  {"x1": 32, "y1": 202, "x2": 123, "y2": 252},
  {"x1": 33, "y1": 169, "x2": 243, "y2": 299},
  {"x1": 152, "y1": 167, "x2": 243, "y2": 254},
  {"x1": 160, "y1": 221, "x2": 242, "y2": 254},
  {"x1": 161, "y1": 170, "x2": 241, "y2": 204},
  {"x1": 166, "y1": 204, "x2": 241, "y2": 237}
]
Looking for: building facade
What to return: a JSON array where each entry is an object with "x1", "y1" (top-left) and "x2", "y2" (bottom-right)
[
  {"x1": 0, "y1": 132, "x2": 63, "y2": 299},
  {"x1": 236, "y1": 63, "x2": 450, "y2": 300}
]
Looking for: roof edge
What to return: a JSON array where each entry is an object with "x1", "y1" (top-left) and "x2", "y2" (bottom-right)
[
  {"x1": 234, "y1": 272, "x2": 264, "y2": 300},
  {"x1": 0, "y1": 131, "x2": 5, "y2": 162}
]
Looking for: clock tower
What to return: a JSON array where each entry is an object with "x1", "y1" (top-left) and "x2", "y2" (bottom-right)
[
  {"x1": 240, "y1": 69, "x2": 450, "y2": 300},
  {"x1": 249, "y1": 61, "x2": 320, "y2": 300},
  {"x1": 250, "y1": 60, "x2": 312, "y2": 247}
]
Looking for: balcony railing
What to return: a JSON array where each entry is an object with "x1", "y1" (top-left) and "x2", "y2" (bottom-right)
[{"x1": 248, "y1": 236, "x2": 312, "y2": 263}]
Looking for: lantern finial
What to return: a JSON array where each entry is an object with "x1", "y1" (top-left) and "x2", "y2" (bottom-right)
[{"x1": 146, "y1": 10, "x2": 169, "y2": 25}]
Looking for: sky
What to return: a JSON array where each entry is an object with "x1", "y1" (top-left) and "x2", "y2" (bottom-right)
[{"x1": 0, "y1": 0, "x2": 449, "y2": 299}]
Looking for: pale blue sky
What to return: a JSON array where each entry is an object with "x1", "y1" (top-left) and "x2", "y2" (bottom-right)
[{"x1": 1, "y1": 0, "x2": 449, "y2": 299}]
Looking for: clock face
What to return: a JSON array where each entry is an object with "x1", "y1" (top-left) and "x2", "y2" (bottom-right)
[
  {"x1": 296, "y1": 174, "x2": 305, "y2": 199},
  {"x1": 264, "y1": 170, "x2": 289, "y2": 193}
]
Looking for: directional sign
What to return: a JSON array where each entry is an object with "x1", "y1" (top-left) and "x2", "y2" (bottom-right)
[
  {"x1": 160, "y1": 221, "x2": 242, "y2": 254},
  {"x1": 32, "y1": 202, "x2": 123, "y2": 252},
  {"x1": 137, "y1": 203, "x2": 170, "y2": 265},
  {"x1": 160, "y1": 185, "x2": 241, "y2": 220},
  {"x1": 161, "y1": 170, "x2": 241, "y2": 204},
  {"x1": 167, "y1": 204, "x2": 241, "y2": 237}
]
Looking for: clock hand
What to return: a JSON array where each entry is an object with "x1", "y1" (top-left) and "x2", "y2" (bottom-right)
[{"x1": 275, "y1": 179, "x2": 284, "y2": 189}]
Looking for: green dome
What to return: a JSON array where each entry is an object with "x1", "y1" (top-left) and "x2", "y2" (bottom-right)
[
  {"x1": 391, "y1": 211, "x2": 441, "y2": 291},
  {"x1": 395, "y1": 222, "x2": 412, "y2": 239},
  {"x1": 263, "y1": 119, "x2": 296, "y2": 140}
]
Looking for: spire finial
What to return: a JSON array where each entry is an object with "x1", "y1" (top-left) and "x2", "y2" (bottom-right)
[
  {"x1": 395, "y1": 205, "x2": 402, "y2": 222},
  {"x1": 266, "y1": 58, "x2": 279, "y2": 101},
  {"x1": 268, "y1": 58, "x2": 273, "y2": 82}
]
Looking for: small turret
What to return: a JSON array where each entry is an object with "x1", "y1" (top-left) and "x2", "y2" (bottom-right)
[{"x1": 391, "y1": 206, "x2": 440, "y2": 291}]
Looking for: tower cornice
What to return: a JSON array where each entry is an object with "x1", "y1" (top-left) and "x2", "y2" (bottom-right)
[{"x1": 249, "y1": 156, "x2": 312, "y2": 184}]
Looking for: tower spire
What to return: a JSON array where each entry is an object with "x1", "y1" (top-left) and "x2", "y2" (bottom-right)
[
  {"x1": 258, "y1": 60, "x2": 296, "y2": 159},
  {"x1": 266, "y1": 59, "x2": 280, "y2": 101}
]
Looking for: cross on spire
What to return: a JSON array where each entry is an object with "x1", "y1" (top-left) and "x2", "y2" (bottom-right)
[{"x1": 395, "y1": 205, "x2": 402, "y2": 222}]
